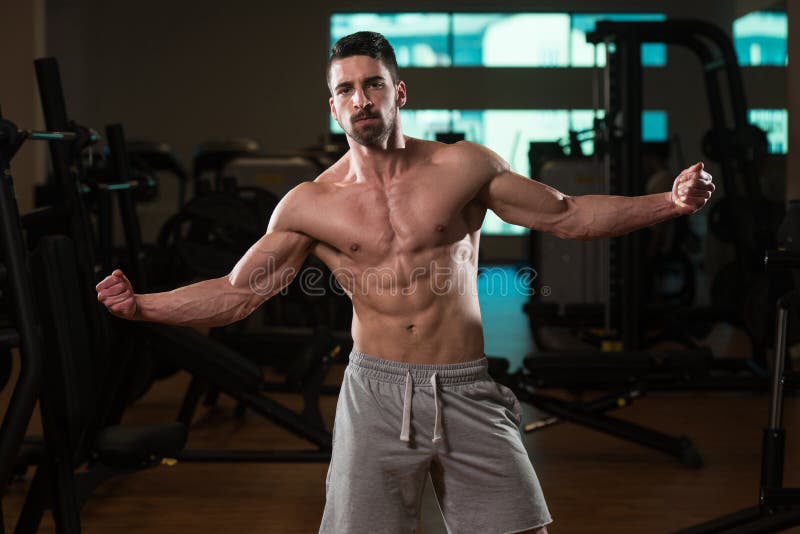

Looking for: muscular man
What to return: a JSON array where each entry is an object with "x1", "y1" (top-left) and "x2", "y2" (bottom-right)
[{"x1": 96, "y1": 32, "x2": 714, "y2": 534}]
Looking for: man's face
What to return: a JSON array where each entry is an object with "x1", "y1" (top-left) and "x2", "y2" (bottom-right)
[{"x1": 328, "y1": 56, "x2": 406, "y2": 147}]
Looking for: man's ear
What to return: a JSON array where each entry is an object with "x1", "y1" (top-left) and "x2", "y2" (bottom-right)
[
  {"x1": 329, "y1": 96, "x2": 338, "y2": 121},
  {"x1": 396, "y1": 81, "x2": 407, "y2": 109}
]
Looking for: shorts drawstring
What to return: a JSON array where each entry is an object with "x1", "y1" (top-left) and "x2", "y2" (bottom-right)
[
  {"x1": 346, "y1": 351, "x2": 488, "y2": 446},
  {"x1": 399, "y1": 370, "x2": 443, "y2": 444},
  {"x1": 431, "y1": 372, "x2": 442, "y2": 443},
  {"x1": 400, "y1": 371, "x2": 413, "y2": 442}
]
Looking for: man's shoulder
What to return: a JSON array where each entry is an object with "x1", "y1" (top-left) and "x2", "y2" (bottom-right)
[
  {"x1": 424, "y1": 140, "x2": 509, "y2": 184},
  {"x1": 428, "y1": 139, "x2": 503, "y2": 165}
]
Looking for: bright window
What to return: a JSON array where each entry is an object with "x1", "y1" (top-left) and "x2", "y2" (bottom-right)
[
  {"x1": 748, "y1": 109, "x2": 788, "y2": 154},
  {"x1": 733, "y1": 11, "x2": 787, "y2": 66},
  {"x1": 331, "y1": 12, "x2": 667, "y2": 68},
  {"x1": 330, "y1": 13, "x2": 451, "y2": 67}
]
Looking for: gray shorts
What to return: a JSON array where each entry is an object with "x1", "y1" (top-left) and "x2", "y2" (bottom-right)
[{"x1": 319, "y1": 351, "x2": 552, "y2": 534}]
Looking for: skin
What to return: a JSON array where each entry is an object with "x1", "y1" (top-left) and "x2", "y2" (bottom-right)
[{"x1": 96, "y1": 54, "x2": 714, "y2": 534}]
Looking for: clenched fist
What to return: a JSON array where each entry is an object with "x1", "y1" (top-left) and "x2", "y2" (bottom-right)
[
  {"x1": 96, "y1": 269, "x2": 138, "y2": 319},
  {"x1": 671, "y1": 162, "x2": 715, "y2": 215}
]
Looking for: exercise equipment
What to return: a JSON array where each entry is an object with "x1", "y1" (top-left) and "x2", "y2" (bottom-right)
[
  {"x1": 585, "y1": 19, "x2": 781, "y2": 371},
  {"x1": 127, "y1": 139, "x2": 190, "y2": 210},
  {"x1": 222, "y1": 154, "x2": 322, "y2": 198},
  {"x1": 0, "y1": 111, "x2": 46, "y2": 534},
  {"x1": 22, "y1": 55, "x2": 338, "y2": 461},
  {"x1": 16, "y1": 235, "x2": 187, "y2": 534},
  {"x1": 105, "y1": 124, "x2": 339, "y2": 461},
  {"x1": 193, "y1": 138, "x2": 262, "y2": 195},
  {"x1": 163, "y1": 189, "x2": 278, "y2": 278},
  {"x1": 676, "y1": 218, "x2": 800, "y2": 532},
  {"x1": 511, "y1": 18, "x2": 788, "y2": 466}
]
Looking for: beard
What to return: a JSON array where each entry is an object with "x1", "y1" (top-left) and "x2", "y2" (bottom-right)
[{"x1": 345, "y1": 108, "x2": 396, "y2": 146}]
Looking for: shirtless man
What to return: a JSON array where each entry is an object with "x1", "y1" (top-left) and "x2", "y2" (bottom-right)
[{"x1": 96, "y1": 31, "x2": 714, "y2": 534}]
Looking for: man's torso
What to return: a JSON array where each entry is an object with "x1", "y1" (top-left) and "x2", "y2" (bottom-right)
[{"x1": 290, "y1": 139, "x2": 496, "y2": 363}]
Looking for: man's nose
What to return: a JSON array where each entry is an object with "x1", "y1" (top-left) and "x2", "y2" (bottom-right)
[{"x1": 352, "y1": 88, "x2": 372, "y2": 109}]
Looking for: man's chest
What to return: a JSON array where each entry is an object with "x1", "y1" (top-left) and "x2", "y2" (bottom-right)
[{"x1": 307, "y1": 174, "x2": 483, "y2": 260}]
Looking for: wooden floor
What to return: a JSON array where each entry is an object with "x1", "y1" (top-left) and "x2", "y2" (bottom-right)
[{"x1": 2, "y1": 357, "x2": 799, "y2": 534}]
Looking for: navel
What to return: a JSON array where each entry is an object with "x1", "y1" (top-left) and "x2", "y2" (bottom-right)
[
  {"x1": 350, "y1": 243, "x2": 360, "y2": 252},
  {"x1": 435, "y1": 224, "x2": 445, "y2": 232},
  {"x1": 406, "y1": 324, "x2": 416, "y2": 333}
]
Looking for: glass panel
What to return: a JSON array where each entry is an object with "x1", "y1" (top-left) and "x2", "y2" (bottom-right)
[
  {"x1": 733, "y1": 11, "x2": 788, "y2": 66},
  {"x1": 330, "y1": 13, "x2": 451, "y2": 67},
  {"x1": 748, "y1": 109, "x2": 788, "y2": 154}
]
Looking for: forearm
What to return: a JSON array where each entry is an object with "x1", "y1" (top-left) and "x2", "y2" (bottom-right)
[
  {"x1": 133, "y1": 276, "x2": 266, "y2": 327},
  {"x1": 562, "y1": 192, "x2": 679, "y2": 240}
]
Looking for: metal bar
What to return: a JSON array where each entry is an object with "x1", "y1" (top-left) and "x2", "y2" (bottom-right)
[
  {"x1": 523, "y1": 388, "x2": 642, "y2": 433},
  {"x1": 769, "y1": 299, "x2": 790, "y2": 429},
  {"x1": 239, "y1": 392, "x2": 333, "y2": 449},
  {"x1": 34, "y1": 57, "x2": 98, "y2": 279},
  {"x1": 517, "y1": 389, "x2": 701, "y2": 467},
  {"x1": 106, "y1": 123, "x2": 148, "y2": 289}
]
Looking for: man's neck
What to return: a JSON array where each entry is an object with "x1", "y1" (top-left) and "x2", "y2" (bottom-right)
[{"x1": 348, "y1": 130, "x2": 410, "y2": 183}]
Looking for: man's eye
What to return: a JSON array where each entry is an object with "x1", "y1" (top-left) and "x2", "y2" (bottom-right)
[{"x1": 339, "y1": 88, "x2": 351, "y2": 95}]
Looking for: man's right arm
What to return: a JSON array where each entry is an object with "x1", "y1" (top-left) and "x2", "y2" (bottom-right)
[{"x1": 96, "y1": 184, "x2": 316, "y2": 327}]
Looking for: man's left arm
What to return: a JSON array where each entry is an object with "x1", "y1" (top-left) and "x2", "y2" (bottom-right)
[{"x1": 477, "y1": 158, "x2": 714, "y2": 240}]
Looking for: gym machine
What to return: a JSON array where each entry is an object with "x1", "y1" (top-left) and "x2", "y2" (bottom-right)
[
  {"x1": 0, "y1": 105, "x2": 187, "y2": 534},
  {"x1": 676, "y1": 202, "x2": 800, "y2": 533},
  {"x1": 527, "y1": 19, "x2": 782, "y2": 380},
  {"x1": 0, "y1": 110, "x2": 47, "y2": 534},
  {"x1": 510, "y1": 19, "x2": 781, "y2": 467},
  {"x1": 29, "y1": 57, "x2": 338, "y2": 463}
]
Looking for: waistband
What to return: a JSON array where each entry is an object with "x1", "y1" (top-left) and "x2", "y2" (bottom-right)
[{"x1": 348, "y1": 350, "x2": 489, "y2": 386}]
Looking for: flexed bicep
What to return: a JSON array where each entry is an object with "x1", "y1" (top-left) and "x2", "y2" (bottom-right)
[
  {"x1": 478, "y1": 171, "x2": 573, "y2": 236},
  {"x1": 227, "y1": 182, "x2": 318, "y2": 309},
  {"x1": 228, "y1": 229, "x2": 314, "y2": 302}
]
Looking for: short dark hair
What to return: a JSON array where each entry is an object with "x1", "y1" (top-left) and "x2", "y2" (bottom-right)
[{"x1": 327, "y1": 31, "x2": 400, "y2": 87}]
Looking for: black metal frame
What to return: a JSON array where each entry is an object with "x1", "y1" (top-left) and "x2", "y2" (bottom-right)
[
  {"x1": 585, "y1": 20, "x2": 769, "y2": 356},
  {"x1": 0, "y1": 113, "x2": 46, "y2": 534},
  {"x1": 675, "y1": 250, "x2": 800, "y2": 533}
]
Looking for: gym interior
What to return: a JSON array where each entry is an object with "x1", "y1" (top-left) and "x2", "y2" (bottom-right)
[{"x1": 1, "y1": 1, "x2": 799, "y2": 532}]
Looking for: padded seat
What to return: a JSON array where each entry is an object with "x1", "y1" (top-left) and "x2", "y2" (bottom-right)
[{"x1": 95, "y1": 423, "x2": 187, "y2": 468}]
